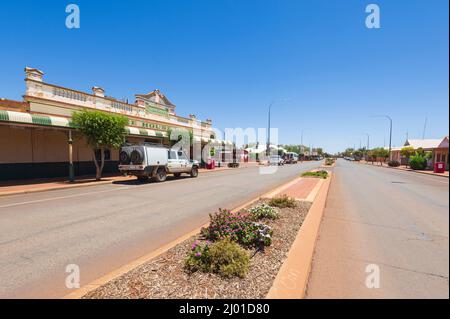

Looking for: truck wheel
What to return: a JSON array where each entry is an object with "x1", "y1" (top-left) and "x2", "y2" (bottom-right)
[
  {"x1": 190, "y1": 166, "x2": 199, "y2": 178},
  {"x1": 174, "y1": 173, "x2": 181, "y2": 178},
  {"x1": 154, "y1": 167, "x2": 167, "y2": 182}
]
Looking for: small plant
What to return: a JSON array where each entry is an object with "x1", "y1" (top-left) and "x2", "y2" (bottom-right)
[
  {"x1": 268, "y1": 195, "x2": 298, "y2": 208},
  {"x1": 185, "y1": 241, "x2": 211, "y2": 272},
  {"x1": 248, "y1": 204, "x2": 278, "y2": 220},
  {"x1": 210, "y1": 239, "x2": 250, "y2": 277},
  {"x1": 301, "y1": 170, "x2": 328, "y2": 179},
  {"x1": 185, "y1": 239, "x2": 250, "y2": 278},
  {"x1": 409, "y1": 154, "x2": 427, "y2": 170},
  {"x1": 325, "y1": 158, "x2": 335, "y2": 166},
  {"x1": 227, "y1": 162, "x2": 240, "y2": 168},
  {"x1": 388, "y1": 160, "x2": 400, "y2": 167},
  {"x1": 201, "y1": 209, "x2": 273, "y2": 247}
]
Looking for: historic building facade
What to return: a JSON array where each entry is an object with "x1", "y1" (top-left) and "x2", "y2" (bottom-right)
[{"x1": 0, "y1": 67, "x2": 226, "y2": 180}]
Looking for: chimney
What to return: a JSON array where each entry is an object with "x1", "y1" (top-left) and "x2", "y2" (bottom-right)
[
  {"x1": 24, "y1": 67, "x2": 44, "y2": 82},
  {"x1": 189, "y1": 114, "x2": 197, "y2": 120},
  {"x1": 205, "y1": 118, "x2": 212, "y2": 125},
  {"x1": 92, "y1": 86, "x2": 105, "y2": 97}
]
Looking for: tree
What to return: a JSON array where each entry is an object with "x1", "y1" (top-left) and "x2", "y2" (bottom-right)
[
  {"x1": 400, "y1": 146, "x2": 415, "y2": 167},
  {"x1": 72, "y1": 110, "x2": 128, "y2": 180},
  {"x1": 368, "y1": 147, "x2": 389, "y2": 165}
]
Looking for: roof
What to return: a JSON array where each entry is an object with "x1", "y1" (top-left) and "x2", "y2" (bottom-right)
[
  {"x1": 135, "y1": 89, "x2": 175, "y2": 107},
  {"x1": 404, "y1": 138, "x2": 448, "y2": 149},
  {"x1": 0, "y1": 98, "x2": 29, "y2": 111}
]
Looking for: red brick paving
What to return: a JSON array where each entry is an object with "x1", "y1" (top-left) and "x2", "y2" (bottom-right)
[{"x1": 277, "y1": 178, "x2": 319, "y2": 199}]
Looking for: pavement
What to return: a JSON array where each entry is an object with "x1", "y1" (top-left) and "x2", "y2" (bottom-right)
[
  {"x1": 306, "y1": 159, "x2": 449, "y2": 299},
  {"x1": 360, "y1": 161, "x2": 449, "y2": 178},
  {"x1": 0, "y1": 161, "x2": 321, "y2": 298}
]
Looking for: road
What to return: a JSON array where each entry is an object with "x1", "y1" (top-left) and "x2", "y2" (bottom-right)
[
  {"x1": 307, "y1": 159, "x2": 449, "y2": 298},
  {"x1": 0, "y1": 162, "x2": 321, "y2": 298}
]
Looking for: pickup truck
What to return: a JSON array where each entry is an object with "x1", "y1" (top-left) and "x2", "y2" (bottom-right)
[{"x1": 118, "y1": 144, "x2": 199, "y2": 182}]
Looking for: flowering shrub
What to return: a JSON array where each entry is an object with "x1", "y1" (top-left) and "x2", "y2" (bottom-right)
[
  {"x1": 185, "y1": 239, "x2": 249, "y2": 278},
  {"x1": 201, "y1": 208, "x2": 273, "y2": 248},
  {"x1": 184, "y1": 240, "x2": 211, "y2": 272},
  {"x1": 249, "y1": 204, "x2": 278, "y2": 220}
]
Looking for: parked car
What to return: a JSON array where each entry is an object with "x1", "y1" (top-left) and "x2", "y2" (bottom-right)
[
  {"x1": 268, "y1": 155, "x2": 285, "y2": 166},
  {"x1": 284, "y1": 152, "x2": 299, "y2": 164},
  {"x1": 118, "y1": 144, "x2": 199, "y2": 182}
]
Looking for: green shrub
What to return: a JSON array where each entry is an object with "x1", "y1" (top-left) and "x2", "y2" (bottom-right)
[
  {"x1": 268, "y1": 195, "x2": 298, "y2": 208},
  {"x1": 209, "y1": 239, "x2": 250, "y2": 278},
  {"x1": 185, "y1": 239, "x2": 249, "y2": 278},
  {"x1": 301, "y1": 170, "x2": 328, "y2": 179},
  {"x1": 409, "y1": 154, "x2": 427, "y2": 170},
  {"x1": 325, "y1": 158, "x2": 335, "y2": 166},
  {"x1": 227, "y1": 162, "x2": 240, "y2": 168},
  {"x1": 248, "y1": 204, "x2": 278, "y2": 220},
  {"x1": 201, "y1": 209, "x2": 273, "y2": 248},
  {"x1": 388, "y1": 160, "x2": 400, "y2": 167}
]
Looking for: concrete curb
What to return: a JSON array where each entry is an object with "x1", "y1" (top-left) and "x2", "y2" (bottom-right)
[
  {"x1": 266, "y1": 172, "x2": 333, "y2": 299},
  {"x1": 360, "y1": 162, "x2": 449, "y2": 178},
  {"x1": 63, "y1": 174, "x2": 305, "y2": 299}
]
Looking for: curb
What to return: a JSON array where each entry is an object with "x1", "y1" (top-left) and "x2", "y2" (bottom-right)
[
  {"x1": 266, "y1": 172, "x2": 333, "y2": 299},
  {"x1": 359, "y1": 162, "x2": 449, "y2": 178},
  {"x1": 63, "y1": 174, "x2": 306, "y2": 299}
]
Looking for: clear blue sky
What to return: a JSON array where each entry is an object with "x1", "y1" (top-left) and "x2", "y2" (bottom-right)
[{"x1": 0, "y1": 0, "x2": 448, "y2": 153}]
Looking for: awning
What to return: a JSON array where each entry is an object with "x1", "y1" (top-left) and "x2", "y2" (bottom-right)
[
  {"x1": 194, "y1": 136, "x2": 233, "y2": 145},
  {"x1": 125, "y1": 126, "x2": 167, "y2": 138},
  {"x1": 0, "y1": 109, "x2": 167, "y2": 138}
]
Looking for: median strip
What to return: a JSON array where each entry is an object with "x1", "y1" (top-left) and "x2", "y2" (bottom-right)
[{"x1": 64, "y1": 171, "x2": 331, "y2": 299}]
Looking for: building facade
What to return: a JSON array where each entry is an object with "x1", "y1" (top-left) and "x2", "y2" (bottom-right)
[
  {"x1": 389, "y1": 137, "x2": 449, "y2": 170},
  {"x1": 0, "y1": 67, "x2": 226, "y2": 181}
]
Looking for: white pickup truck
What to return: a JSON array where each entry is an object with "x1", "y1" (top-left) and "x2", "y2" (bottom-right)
[{"x1": 118, "y1": 144, "x2": 199, "y2": 182}]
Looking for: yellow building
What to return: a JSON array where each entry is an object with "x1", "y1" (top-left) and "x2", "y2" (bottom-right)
[{"x1": 0, "y1": 67, "x2": 223, "y2": 181}]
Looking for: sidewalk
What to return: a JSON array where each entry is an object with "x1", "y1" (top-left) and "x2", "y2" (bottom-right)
[
  {"x1": 0, "y1": 162, "x2": 259, "y2": 197},
  {"x1": 359, "y1": 161, "x2": 449, "y2": 178}
]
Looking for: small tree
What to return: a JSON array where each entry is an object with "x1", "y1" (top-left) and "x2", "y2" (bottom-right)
[
  {"x1": 375, "y1": 148, "x2": 390, "y2": 165},
  {"x1": 400, "y1": 146, "x2": 415, "y2": 167},
  {"x1": 72, "y1": 110, "x2": 128, "y2": 180}
]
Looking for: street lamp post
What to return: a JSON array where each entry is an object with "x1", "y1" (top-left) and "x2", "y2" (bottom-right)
[
  {"x1": 372, "y1": 115, "x2": 393, "y2": 160},
  {"x1": 267, "y1": 102, "x2": 273, "y2": 156},
  {"x1": 366, "y1": 133, "x2": 370, "y2": 151},
  {"x1": 266, "y1": 99, "x2": 288, "y2": 156}
]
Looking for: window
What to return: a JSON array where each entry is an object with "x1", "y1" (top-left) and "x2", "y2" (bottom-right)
[
  {"x1": 95, "y1": 149, "x2": 111, "y2": 161},
  {"x1": 178, "y1": 151, "x2": 187, "y2": 160},
  {"x1": 169, "y1": 151, "x2": 177, "y2": 159}
]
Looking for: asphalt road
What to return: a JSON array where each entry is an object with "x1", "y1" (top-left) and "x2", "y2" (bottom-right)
[
  {"x1": 0, "y1": 162, "x2": 321, "y2": 298},
  {"x1": 307, "y1": 159, "x2": 449, "y2": 298}
]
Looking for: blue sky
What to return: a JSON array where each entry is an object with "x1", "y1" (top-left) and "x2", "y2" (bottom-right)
[{"x1": 0, "y1": 0, "x2": 448, "y2": 153}]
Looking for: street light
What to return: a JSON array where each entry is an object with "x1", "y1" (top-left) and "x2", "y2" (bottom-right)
[
  {"x1": 266, "y1": 99, "x2": 288, "y2": 156},
  {"x1": 365, "y1": 133, "x2": 370, "y2": 151},
  {"x1": 371, "y1": 115, "x2": 393, "y2": 160}
]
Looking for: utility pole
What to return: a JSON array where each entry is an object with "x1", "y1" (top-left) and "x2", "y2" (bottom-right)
[{"x1": 366, "y1": 133, "x2": 370, "y2": 151}]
